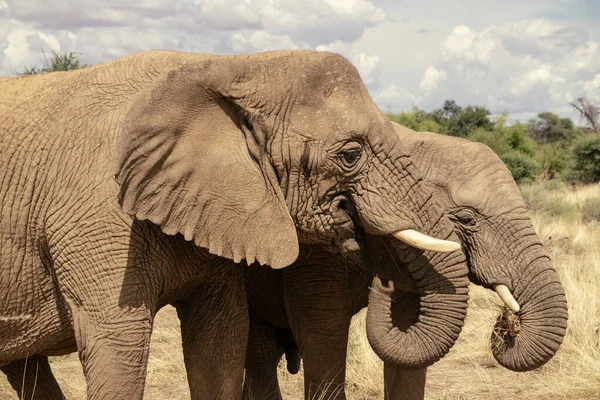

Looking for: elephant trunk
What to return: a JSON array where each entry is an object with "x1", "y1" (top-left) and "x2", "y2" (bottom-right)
[
  {"x1": 491, "y1": 252, "x2": 568, "y2": 371},
  {"x1": 366, "y1": 248, "x2": 469, "y2": 369}
]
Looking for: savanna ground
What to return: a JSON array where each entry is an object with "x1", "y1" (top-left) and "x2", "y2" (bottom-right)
[{"x1": 1, "y1": 182, "x2": 599, "y2": 399}]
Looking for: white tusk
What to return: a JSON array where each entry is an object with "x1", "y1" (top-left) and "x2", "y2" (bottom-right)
[
  {"x1": 494, "y1": 284, "x2": 520, "y2": 313},
  {"x1": 392, "y1": 229, "x2": 461, "y2": 253}
]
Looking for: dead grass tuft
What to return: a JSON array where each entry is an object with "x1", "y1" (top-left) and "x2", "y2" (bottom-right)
[{"x1": 491, "y1": 308, "x2": 521, "y2": 350}]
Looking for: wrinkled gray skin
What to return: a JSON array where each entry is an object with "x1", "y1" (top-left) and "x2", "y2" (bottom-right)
[
  {"x1": 0, "y1": 51, "x2": 460, "y2": 400},
  {"x1": 242, "y1": 123, "x2": 569, "y2": 400}
]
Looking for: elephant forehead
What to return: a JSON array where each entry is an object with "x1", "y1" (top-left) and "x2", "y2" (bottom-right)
[
  {"x1": 450, "y1": 163, "x2": 527, "y2": 216},
  {"x1": 287, "y1": 99, "x2": 381, "y2": 142}
]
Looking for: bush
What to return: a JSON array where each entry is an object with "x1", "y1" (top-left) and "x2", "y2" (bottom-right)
[
  {"x1": 571, "y1": 135, "x2": 600, "y2": 183},
  {"x1": 466, "y1": 128, "x2": 511, "y2": 156},
  {"x1": 501, "y1": 151, "x2": 541, "y2": 183},
  {"x1": 581, "y1": 196, "x2": 600, "y2": 222},
  {"x1": 504, "y1": 123, "x2": 537, "y2": 156},
  {"x1": 538, "y1": 197, "x2": 580, "y2": 219},
  {"x1": 19, "y1": 50, "x2": 87, "y2": 75},
  {"x1": 539, "y1": 143, "x2": 572, "y2": 179},
  {"x1": 387, "y1": 108, "x2": 442, "y2": 133},
  {"x1": 519, "y1": 182, "x2": 580, "y2": 219}
]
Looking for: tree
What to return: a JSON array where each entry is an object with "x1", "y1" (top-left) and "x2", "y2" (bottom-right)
[
  {"x1": 570, "y1": 135, "x2": 600, "y2": 183},
  {"x1": 527, "y1": 112, "x2": 578, "y2": 144},
  {"x1": 387, "y1": 106, "x2": 442, "y2": 133},
  {"x1": 570, "y1": 96, "x2": 599, "y2": 133},
  {"x1": 500, "y1": 151, "x2": 540, "y2": 184},
  {"x1": 428, "y1": 100, "x2": 494, "y2": 137},
  {"x1": 450, "y1": 105, "x2": 495, "y2": 137},
  {"x1": 19, "y1": 50, "x2": 87, "y2": 75}
]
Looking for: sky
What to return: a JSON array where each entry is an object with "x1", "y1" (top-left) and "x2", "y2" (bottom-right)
[{"x1": 1, "y1": 0, "x2": 599, "y2": 122}]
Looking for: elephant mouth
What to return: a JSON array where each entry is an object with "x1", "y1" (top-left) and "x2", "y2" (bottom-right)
[
  {"x1": 331, "y1": 194, "x2": 365, "y2": 253},
  {"x1": 332, "y1": 194, "x2": 460, "y2": 255}
]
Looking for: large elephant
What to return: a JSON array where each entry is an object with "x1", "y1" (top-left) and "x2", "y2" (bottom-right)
[
  {"x1": 242, "y1": 122, "x2": 569, "y2": 400},
  {"x1": 0, "y1": 51, "x2": 461, "y2": 400}
]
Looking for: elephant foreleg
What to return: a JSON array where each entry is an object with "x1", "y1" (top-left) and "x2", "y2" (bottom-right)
[
  {"x1": 242, "y1": 312, "x2": 285, "y2": 400},
  {"x1": 384, "y1": 363, "x2": 426, "y2": 400},
  {"x1": 1, "y1": 354, "x2": 65, "y2": 400},
  {"x1": 70, "y1": 305, "x2": 153, "y2": 400},
  {"x1": 282, "y1": 262, "x2": 354, "y2": 400},
  {"x1": 175, "y1": 264, "x2": 249, "y2": 400},
  {"x1": 384, "y1": 290, "x2": 427, "y2": 400}
]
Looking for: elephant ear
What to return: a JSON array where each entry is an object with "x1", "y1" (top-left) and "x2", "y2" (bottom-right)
[{"x1": 115, "y1": 61, "x2": 299, "y2": 269}]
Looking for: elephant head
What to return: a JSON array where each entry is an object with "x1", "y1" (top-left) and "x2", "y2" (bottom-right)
[
  {"x1": 114, "y1": 51, "x2": 459, "y2": 270},
  {"x1": 366, "y1": 122, "x2": 568, "y2": 371}
]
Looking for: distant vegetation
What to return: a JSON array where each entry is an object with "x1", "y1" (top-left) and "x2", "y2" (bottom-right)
[
  {"x1": 18, "y1": 50, "x2": 87, "y2": 75},
  {"x1": 388, "y1": 99, "x2": 600, "y2": 184}
]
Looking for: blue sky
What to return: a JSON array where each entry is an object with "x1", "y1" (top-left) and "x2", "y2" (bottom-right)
[{"x1": 1, "y1": 0, "x2": 598, "y2": 121}]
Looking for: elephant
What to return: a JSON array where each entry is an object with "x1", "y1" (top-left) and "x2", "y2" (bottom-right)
[
  {"x1": 242, "y1": 122, "x2": 569, "y2": 400},
  {"x1": 0, "y1": 50, "x2": 462, "y2": 400}
]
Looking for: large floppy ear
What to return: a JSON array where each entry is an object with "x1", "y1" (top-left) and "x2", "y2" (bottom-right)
[{"x1": 115, "y1": 60, "x2": 299, "y2": 269}]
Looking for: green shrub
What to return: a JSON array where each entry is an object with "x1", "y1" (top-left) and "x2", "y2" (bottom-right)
[
  {"x1": 581, "y1": 196, "x2": 600, "y2": 222},
  {"x1": 387, "y1": 111, "x2": 420, "y2": 131},
  {"x1": 387, "y1": 109, "x2": 442, "y2": 133},
  {"x1": 504, "y1": 123, "x2": 537, "y2": 156},
  {"x1": 538, "y1": 197, "x2": 580, "y2": 219},
  {"x1": 466, "y1": 128, "x2": 511, "y2": 156},
  {"x1": 571, "y1": 135, "x2": 600, "y2": 183},
  {"x1": 519, "y1": 180, "x2": 569, "y2": 209},
  {"x1": 19, "y1": 50, "x2": 87, "y2": 75},
  {"x1": 539, "y1": 143, "x2": 572, "y2": 179},
  {"x1": 520, "y1": 191, "x2": 579, "y2": 219},
  {"x1": 418, "y1": 119, "x2": 442, "y2": 133},
  {"x1": 500, "y1": 151, "x2": 541, "y2": 184}
]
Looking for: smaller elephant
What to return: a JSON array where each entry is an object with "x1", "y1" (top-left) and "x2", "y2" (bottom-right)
[{"x1": 242, "y1": 122, "x2": 569, "y2": 400}]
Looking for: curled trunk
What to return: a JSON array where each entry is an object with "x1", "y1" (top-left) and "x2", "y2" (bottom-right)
[
  {"x1": 491, "y1": 257, "x2": 568, "y2": 371},
  {"x1": 366, "y1": 247, "x2": 469, "y2": 369}
]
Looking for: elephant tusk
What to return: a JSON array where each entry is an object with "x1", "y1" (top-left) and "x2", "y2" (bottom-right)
[
  {"x1": 392, "y1": 229, "x2": 461, "y2": 253},
  {"x1": 494, "y1": 284, "x2": 520, "y2": 313}
]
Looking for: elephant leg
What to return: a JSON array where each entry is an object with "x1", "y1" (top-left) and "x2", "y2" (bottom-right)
[
  {"x1": 242, "y1": 312, "x2": 285, "y2": 400},
  {"x1": 384, "y1": 363, "x2": 426, "y2": 400},
  {"x1": 1, "y1": 354, "x2": 65, "y2": 400},
  {"x1": 70, "y1": 304, "x2": 153, "y2": 400},
  {"x1": 383, "y1": 290, "x2": 427, "y2": 400},
  {"x1": 297, "y1": 326, "x2": 349, "y2": 400},
  {"x1": 175, "y1": 264, "x2": 249, "y2": 400},
  {"x1": 283, "y1": 262, "x2": 355, "y2": 400}
]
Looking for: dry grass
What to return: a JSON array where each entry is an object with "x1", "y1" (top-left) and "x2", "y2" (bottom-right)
[{"x1": 1, "y1": 183, "x2": 599, "y2": 399}]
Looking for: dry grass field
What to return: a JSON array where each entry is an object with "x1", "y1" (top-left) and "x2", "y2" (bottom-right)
[{"x1": 1, "y1": 182, "x2": 599, "y2": 399}]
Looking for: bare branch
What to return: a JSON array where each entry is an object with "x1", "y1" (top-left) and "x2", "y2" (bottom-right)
[{"x1": 570, "y1": 96, "x2": 599, "y2": 132}]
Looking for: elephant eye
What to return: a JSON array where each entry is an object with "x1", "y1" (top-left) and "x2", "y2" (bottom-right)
[
  {"x1": 458, "y1": 216, "x2": 475, "y2": 226},
  {"x1": 339, "y1": 142, "x2": 363, "y2": 168},
  {"x1": 451, "y1": 208, "x2": 477, "y2": 227}
]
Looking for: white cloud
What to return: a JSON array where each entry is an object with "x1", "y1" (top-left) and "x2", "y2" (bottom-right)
[
  {"x1": 584, "y1": 74, "x2": 600, "y2": 93},
  {"x1": 230, "y1": 30, "x2": 299, "y2": 53},
  {"x1": 1, "y1": 1, "x2": 599, "y2": 122},
  {"x1": 317, "y1": 40, "x2": 381, "y2": 88},
  {"x1": 416, "y1": 19, "x2": 600, "y2": 118},
  {"x1": 420, "y1": 66, "x2": 447, "y2": 94},
  {"x1": 0, "y1": 0, "x2": 386, "y2": 76},
  {"x1": 374, "y1": 84, "x2": 416, "y2": 111}
]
